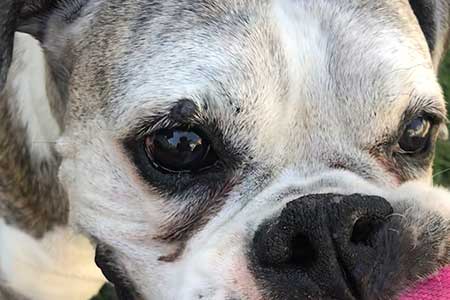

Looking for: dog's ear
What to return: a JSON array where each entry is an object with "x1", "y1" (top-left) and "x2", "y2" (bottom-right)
[
  {"x1": 0, "y1": 0, "x2": 23, "y2": 92},
  {"x1": 0, "y1": 0, "x2": 91, "y2": 93},
  {"x1": 408, "y1": 0, "x2": 450, "y2": 69},
  {"x1": 16, "y1": 0, "x2": 90, "y2": 41}
]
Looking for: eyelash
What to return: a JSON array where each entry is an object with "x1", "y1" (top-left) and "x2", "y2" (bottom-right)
[{"x1": 137, "y1": 118, "x2": 184, "y2": 139}]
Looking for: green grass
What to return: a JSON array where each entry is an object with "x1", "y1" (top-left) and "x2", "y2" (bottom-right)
[
  {"x1": 90, "y1": 284, "x2": 117, "y2": 300},
  {"x1": 435, "y1": 53, "x2": 450, "y2": 187}
]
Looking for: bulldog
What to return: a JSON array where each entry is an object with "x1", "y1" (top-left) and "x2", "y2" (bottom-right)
[{"x1": 0, "y1": 1, "x2": 449, "y2": 299}]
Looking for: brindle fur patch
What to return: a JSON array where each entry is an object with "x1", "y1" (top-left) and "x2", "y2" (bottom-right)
[{"x1": 0, "y1": 88, "x2": 67, "y2": 238}]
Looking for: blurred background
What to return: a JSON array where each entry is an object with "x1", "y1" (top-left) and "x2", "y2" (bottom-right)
[{"x1": 435, "y1": 53, "x2": 450, "y2": 187}]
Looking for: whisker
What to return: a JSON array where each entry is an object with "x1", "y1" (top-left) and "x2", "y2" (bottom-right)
[
  {"x1": 433, "y1": 167, "x2": 450, "y2": 178},
  {"x1": 387, "y1": 213, "x2": 406, "y2": 219},
  {"x1": 31, "y1": 141, "x2": 58, "y2": 144}
]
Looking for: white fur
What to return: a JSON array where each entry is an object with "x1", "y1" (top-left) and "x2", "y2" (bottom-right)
[
  {"x1": 273, "y1": 0, "x2": 328, "y2": 106},
  {"x1": 51, "y1": 1, "x2": 450, "y2": 299},
  {"x1": 0, "y1": 219, "x2": 105, "y2": 300},
  {"x1": 7, "y1": 33, "x2": 60, "y2": 162}
]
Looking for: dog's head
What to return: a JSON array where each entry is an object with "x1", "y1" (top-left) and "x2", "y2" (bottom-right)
[{"x1": 2, "y1": 0, "x2": 450, "y2": 299}]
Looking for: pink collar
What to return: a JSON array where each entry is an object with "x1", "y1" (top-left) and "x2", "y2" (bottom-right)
[{"x1": 400, "y1": 267, "x2": 450, "y2": 300}]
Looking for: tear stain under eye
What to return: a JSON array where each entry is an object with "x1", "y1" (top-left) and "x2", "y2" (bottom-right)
[
  {"x1": 154, "y1": 178, "x2": 238, "y2": 261},
  {"x1": 372, "y1": 145, "x2": 434, "y2": 185},
  {"x1": 368, "y1": 147, "x2": 407, "y2": 185}
]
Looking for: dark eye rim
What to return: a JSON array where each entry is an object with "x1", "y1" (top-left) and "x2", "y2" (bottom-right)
[{"x1": 394, "y1": 113, "x2": 439, "y2": 157}]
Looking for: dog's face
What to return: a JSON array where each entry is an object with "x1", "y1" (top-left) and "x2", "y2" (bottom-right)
[{"x1": 2, "y1": 0, "x2": 450, "y2": 299}]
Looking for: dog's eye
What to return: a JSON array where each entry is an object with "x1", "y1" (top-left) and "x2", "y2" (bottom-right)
[
  {"x1": 398, "y1": 117, "x2": 432, "y2": 154},
  {"x1": 144, "y1": 128, "x2": 218, "y2": 173}
]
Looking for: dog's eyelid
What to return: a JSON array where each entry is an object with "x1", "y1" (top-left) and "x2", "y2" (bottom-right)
[
  {"x1": 132, "y1": 114, "x2": 199, "y2": 140},
  {"x1": 137, "y1": 117, "x2": 182, "y2": 138},
  {"x1": 137, "y1": 115, "x2": 212, "y2": 140},
  {"x1": 129, "y1": 101, "x2": 207, "y2": 139},
  {"x1": 401, "y1": 103, "x2": 447, "y2": 129},
  {"x1": 405, "y1": 94, "x2": 446, "y2": 119},
  {"x1": 425, "y1": 111, "x2": 446, "y2": 126}
]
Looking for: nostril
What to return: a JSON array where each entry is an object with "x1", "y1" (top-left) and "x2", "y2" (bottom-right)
[
  {"x1": 289, "y1": 234, "x2": 317, "y2": 268},
  {"x1": 250, "y1": 194, "x2": 395, "y2": 299},
  {"x1": 252, "y1": 221, "x2": 318, "y2": 269},
  {"x1": 351, "y1": 216, "x2": 385, "y2": 247}
]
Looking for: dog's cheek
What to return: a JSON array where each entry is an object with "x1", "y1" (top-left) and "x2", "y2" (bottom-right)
[
  {"x1": 393, "y1": 181, "x2": 450, "y2": 219},
  {"x1": 57, "y1": 129, "x2": 176, "y2": 260},
  {"x1": 389, "y1": 182, "x2": 450, "y2": 269},
  {"x1": 346, "y1": 183, "x2": 450, "y2": 298},
  {"x1": 396, "y1": 204, "x2": 449, "y2": 282},
  {"x1": 57, "y1": 127, "x2": 209, "y2": 295}
]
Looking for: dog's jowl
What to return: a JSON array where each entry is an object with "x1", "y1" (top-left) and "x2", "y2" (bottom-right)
[{"x1": 0, "y1": 1, "x2": 450, "y2": 300}]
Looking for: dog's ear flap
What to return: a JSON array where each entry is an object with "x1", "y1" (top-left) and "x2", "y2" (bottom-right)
[
  {"x1": 17, "y1": 0, "x2": 89, "y2": 41},
  {"x1": 0, "y1": 0, "x2": 90, "y2": 93},
  {"x1": 408, "y1": 0, "x2": 450, "y2": 69}
]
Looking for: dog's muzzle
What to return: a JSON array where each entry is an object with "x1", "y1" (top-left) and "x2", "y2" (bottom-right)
[
  {"x1": 250, "y1": 194, "x2": 396, "y2": 299},
  {"x1": 95, "y1": 193, "x2": 447, "y2": 300}
]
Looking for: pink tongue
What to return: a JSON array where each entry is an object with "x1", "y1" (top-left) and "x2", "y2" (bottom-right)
[{"x1": 399, "y1": 267, "x2": 450, "y2": 300}]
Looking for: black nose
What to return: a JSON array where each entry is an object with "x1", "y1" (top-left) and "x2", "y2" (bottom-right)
[{"x1": 250, "y1": 194, "x2": 393, "y2": 300}]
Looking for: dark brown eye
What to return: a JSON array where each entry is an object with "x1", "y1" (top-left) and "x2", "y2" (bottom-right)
[
  {"x1": 144, "y1": 128, "x2": 218, "y2": 173},
  {"x1": 398, "y1": 117, "x2": 432, "y2": 154}
]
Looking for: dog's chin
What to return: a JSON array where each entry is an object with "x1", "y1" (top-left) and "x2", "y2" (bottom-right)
[{"x1": 93, "y1": 245, "x2": 449, "y2": 300}]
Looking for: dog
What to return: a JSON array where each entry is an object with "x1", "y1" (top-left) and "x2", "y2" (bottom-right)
[{"x1": 1, "y1": 0, "x2": 450, "y2": 299}]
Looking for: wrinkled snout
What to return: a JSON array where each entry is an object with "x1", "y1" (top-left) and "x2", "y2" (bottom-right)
[{"x1": 250, "y1": 194, "x2": 402, "y2": 299}]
